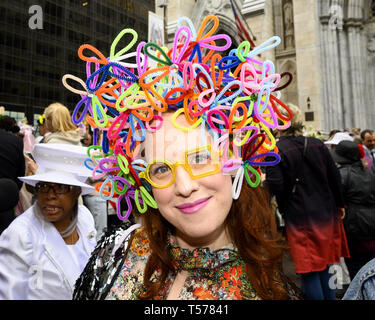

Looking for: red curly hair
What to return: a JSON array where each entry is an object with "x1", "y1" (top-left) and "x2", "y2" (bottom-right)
[{"x1": 137, "y1": 182, "x2": 289, "y2": 300}]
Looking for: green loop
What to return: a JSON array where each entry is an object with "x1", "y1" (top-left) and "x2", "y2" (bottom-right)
[
  {"x1": 113, "y1": 178, "x2": 129, "y2": 195},
  {"x1": 117, "y1": 154, "x2": 130, "y2": 174},
  {"x1": 140, "y1": 186, "x2": 158, "y2": 209},
  {"x1": 143, "y1": 43, "x2": 172, "y2": 66},
  {"x1": 116, "y1": 83, "x2": 140, "y2": 112},
  {"x1": 236, "y1": 41, "x2": 251, "y2": 62},
  {"x1": 92, "y1": 96, "x2": 108, "y2": 128},
  {"x1": 135, "y1": 188, "x2": 147, "y2": 213},
  {"x1": 243, "y1": 163, "x2": 260, "y2": 188},
  {"x1": 110, "y1": 28, "x2": 138, "y2": 61}
]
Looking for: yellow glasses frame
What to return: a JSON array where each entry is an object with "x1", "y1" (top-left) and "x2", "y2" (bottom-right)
[{"x1": 139, "y1": 145, "x2": 221, "y2": 189}]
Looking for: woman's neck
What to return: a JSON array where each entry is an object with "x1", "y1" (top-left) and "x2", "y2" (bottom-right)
[{"x1": 175, "y1": 226, "x2": 231, "y2": 251}]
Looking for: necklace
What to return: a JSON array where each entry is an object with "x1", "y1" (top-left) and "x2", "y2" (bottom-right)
[{"x1": 65, "y1": 228, "x2": 77, "y2": 245}]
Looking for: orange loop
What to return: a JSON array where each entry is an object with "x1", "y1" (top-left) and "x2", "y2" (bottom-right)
[{"x1": 78, "y1": 44, "x2": 109, "y2": 65}]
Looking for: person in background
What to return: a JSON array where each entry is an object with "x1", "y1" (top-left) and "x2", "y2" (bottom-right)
[
  {"x1": 327, "y1": 129, "x2": 341, "y2": 141},
  {"x1": 351, "y1": 128, "x2": 361, "y2": 144},
  {"x1": 0, "y1": 143, "x2": 97, "y2": 299},
  {"x1": 332, "y1": 140, "x2": 375, "y2": 280},
  {"x1": 0, "y1": 115, "x2": 25, "y2": 190},
  {"x1": 265, "y1": 103, "x2": 349, "y2": 300},
  {"x1": 43, "y1": 102, "x2": 81, "y2": 146},
  {"x1": 360, "y1": 129, "x2": 375, "y2": 172},
  {"x1": 324, "y1": 131, "x2": 353, "y2": 150},
  {"x1": 343, "y1": 257, "x2": 375, "y2": 300},
  {"x1": 35, "y1": 114, "x2": 51, "y2": 144},
  {"x1": 324, "y1": 131, "x2": 354, "y2": 161},
  {"x1": 0, "y1": 178, "x2": 19, "y2": 235}
]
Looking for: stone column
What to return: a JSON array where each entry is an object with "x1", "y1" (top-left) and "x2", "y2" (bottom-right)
[
  {"x1": 347, "y1": 0, "x2": 366, "y2": 127},
  {"x1": 294, "y1": 0, "x2": 324, "y2": 130}
]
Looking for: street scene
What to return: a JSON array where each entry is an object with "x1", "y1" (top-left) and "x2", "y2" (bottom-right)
[{"x1": 0, "y1": 0, "x2": 375, "y2": 304}]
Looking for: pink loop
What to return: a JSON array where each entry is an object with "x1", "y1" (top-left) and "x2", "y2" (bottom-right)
[
  {"x1": 92, "y1": 165, "x2": 108, "y2": 180},
  {"x1": 222, "y1": 158, "x2": 243, "y2": 173},
  {"x1": 183, "y1": 62, "x2": 194, "y2": 89},
  {"x1": 137, "y1": 41, "x2": 147, "y2": 76},
  {"x1": 240, "y1": 63, "x2": 260, "y2": 96},
  {"x1": 260, "y1": 74, "x2": 281, "y2": 91},
  {"x1": 254, "y1": 102, "x2": 278, "y2": 129},
  {"x1": 198, "y1": 34, "x2": 231, "y2": 51},
  {"x1": 198, "y1": 88, "x2": 215, "y2": 108},
  {"x1": 206, "y1": 108, "x2": 229, "y2": 134},
  {"x1": 188, "y1": 99, "x2": 207, "y2": 117},
  {"x1": 145, "y1": 113, "x2": 163, "y2": 132},
  {"x1": 107, "y1": 112, "x2": 129, "y2": 140},
  {"x1": 172, "y1": 26, "x2": 192, "y2": 64}
]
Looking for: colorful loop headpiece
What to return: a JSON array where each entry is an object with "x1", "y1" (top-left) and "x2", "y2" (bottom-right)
[{"x1": 62, "y1": 15, "x2": 293, "y2": 221}]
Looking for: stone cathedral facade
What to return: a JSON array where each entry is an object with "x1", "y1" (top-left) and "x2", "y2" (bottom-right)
[{"x1": 156, "y1": 0, "x2": 375, "y2": 132}]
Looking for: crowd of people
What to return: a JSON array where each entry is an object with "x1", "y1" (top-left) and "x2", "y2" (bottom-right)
[{"x1": 1, "y1": 100, "x2": 374, "y2": 301}]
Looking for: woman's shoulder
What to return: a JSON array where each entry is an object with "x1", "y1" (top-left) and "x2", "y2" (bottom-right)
[
  {"x1": 72, "y1": 222, "x2": 143, "y2": 300},
  {"x1": 104, "y1": 228, "x2": 152, "y2": 300},
  {"x1": 2, "y1": 205, "x2": 38, "y2": 234},
  {"x1": 44, "y1": 131, "x2": 81, "y2": 145},
  {"x1": 78, "y1": 204, "x2": 95, "y2": 224},
  {"x1": 0, "y1": 206, "x2": 38, "y2": 255},
  {"x1": 343, "y1": 258, "x2": 375, "y2": 300}
]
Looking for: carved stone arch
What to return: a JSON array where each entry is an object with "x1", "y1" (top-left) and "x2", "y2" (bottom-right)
[{"x1": 189, "y1": 0, "x2": 242, "y2": 49}]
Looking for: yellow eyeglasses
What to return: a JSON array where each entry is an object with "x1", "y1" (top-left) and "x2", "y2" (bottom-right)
[{"x1": 139, "y1": 145, "x2": 221, "y2": 189}]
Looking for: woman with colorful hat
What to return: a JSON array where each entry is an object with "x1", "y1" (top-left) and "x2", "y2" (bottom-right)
[{"x1": 65, "y1": 15, "x2": 301, "y2": 300}]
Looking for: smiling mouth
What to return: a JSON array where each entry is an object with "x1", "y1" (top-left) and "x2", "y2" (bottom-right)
[
  {"x1": 42, "y1": 206, "x2": 61, "y2": 214},
  {"x1": 175, "y1": 196, "x2": 212, "y2": 214}
]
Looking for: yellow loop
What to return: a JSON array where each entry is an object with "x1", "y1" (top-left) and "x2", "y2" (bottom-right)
[{"x1": 171, "y1": 108, "x2": 202, "y2": 132}]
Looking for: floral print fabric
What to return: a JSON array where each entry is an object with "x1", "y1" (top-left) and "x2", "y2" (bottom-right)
[{"x1": 106, "y1": 229, "x2": 260, "y2": 300}]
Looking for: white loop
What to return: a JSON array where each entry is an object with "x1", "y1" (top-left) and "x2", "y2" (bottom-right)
[{"x1": 232, "y1": 166, "x2": 244, "y2": 200}]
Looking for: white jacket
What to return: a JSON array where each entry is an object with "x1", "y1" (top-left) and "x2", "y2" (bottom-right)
[{"x1": 0, "y1": 204, "x2": 96, "y2": 300}]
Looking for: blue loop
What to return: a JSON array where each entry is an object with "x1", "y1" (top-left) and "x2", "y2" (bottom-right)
[
  {"x1": 99, "y1": 176, "x2": 114, "y2": 200},
  {"x1": 129, "y1": 114, "x2": 146, "y2": 142},
  {"x1": 102, "y1": 130, "x2": 109, "y2": 154},
  {"x1": 108, "y1": 62, "x2": 138, "y2": 82},
  {"x1": 188, "y1": 43, "x2": 203, "y2": 63},
  {"x1": 86, "y1": 65, "x2": 110, "y2": 92}
]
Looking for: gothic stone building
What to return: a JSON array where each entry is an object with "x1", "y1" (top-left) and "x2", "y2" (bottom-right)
[{"x1": 157, "y1": 0, "x2": 375, "y2": 132}]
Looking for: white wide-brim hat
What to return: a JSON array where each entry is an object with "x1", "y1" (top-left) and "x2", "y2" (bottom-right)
[
  {"x1": 19, "y1": 143, "x2": 96, "y2": 195},
  {"x1": 324, "y1": 132, "x2": 353, "y2": 145},
  {"x1": 19, "y1": 170, "x2": 95, "y2": 195}
]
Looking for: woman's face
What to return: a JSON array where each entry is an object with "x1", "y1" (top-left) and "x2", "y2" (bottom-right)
[
  {"x1": 144, "y1": 113, "x2": 233, "y2": 249},
  {"x1": 36, "y1": 182, "x2": 81, "y2": 228}
]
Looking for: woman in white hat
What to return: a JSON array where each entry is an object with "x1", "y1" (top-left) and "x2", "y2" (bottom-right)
[{"x1": 0, "y1": 144, "x2": 97, "y2": 300}]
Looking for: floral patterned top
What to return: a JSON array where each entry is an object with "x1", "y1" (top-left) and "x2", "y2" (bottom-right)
[{"x1": 106, "y1": 228, "x2": 261, "y2": 300}]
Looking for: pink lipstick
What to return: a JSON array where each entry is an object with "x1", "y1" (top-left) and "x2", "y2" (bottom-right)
[{"x1": 176, "y1": 196, "x2": 212, "y2": 214}]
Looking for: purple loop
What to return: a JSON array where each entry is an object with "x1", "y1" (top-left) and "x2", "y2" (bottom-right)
[
  {"x1": 113, "y1": 175, "x2": 131, "y2": 188},
  {"x1": 117, "y1": 193, "x2": 132, "y2": 220},
  {"x1": 98, "y1": 157, "x2": 121, "y2": 172},
  {"x1": 86, "y1": 59, "x2": 100, "y2": 89},
  {"x1": 246, "y1": 152, "x2": 281, "y2": 166},
  {"x1": 72, "y1": 96, "x2": 91, "y2": 125}
]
